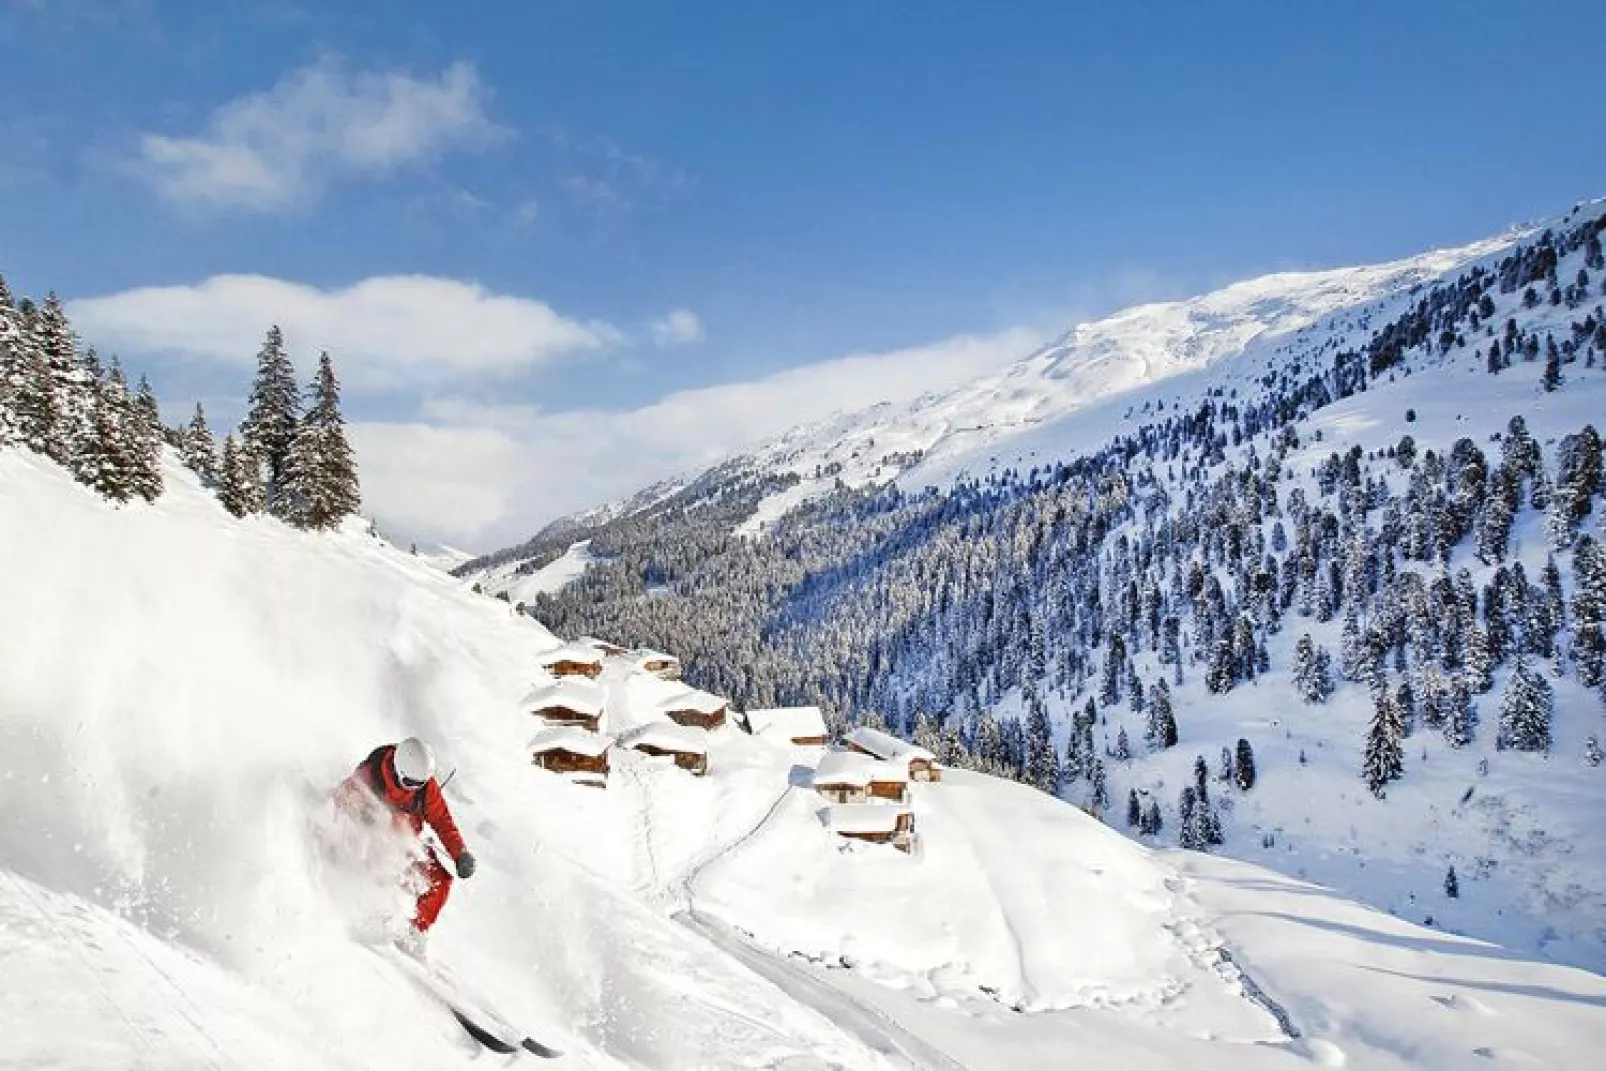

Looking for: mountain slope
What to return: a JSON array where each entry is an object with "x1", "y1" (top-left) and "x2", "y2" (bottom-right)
[
  {"x1": 5, "y1": 447, "x2": 1606, "y2": 1068},
  {"x1": 514, "y1": 199, "x2": 1606, "y2": 981}
]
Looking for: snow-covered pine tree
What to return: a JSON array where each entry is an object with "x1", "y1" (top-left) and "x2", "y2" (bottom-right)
[
  {"x1": 1292, "y1": 632, "x2": 1335, "y2": 702},
  {"x1": 31, "y1": 292, "x2": 92, "y2": 470},
  {"x1": 1088, "y1": 757, "x2": 1109, "y2": 815},
  {"x1": 1126, "y1": 788, "x2": 1141, "y2": 828},
  {"x1": 1025, "y1": 697, "x2": 1060, "y2": 794},
  {"x1": 1178, "y1": 786, "x2": 1201, "y2": 849},
  {"x1": 1585, "y1": 735, "x2": 1603, "y2": 767},
  {"x1": 1444, "y1": 865, "x2": 1459, "y2": 898},
  {"x1": 1114, "y1": 726, "x2": 1131, "y2": 762},
  {"x1": 1362, "y1": 687, "x2": 1405, "y2": 798},
  {"x1": 1496, "y1": 657, "x2": 1554, "y2": 753},
  {"x1": 282, "y1": 351, "x2": 360, "y2": 530},
  {"x1": 1234, "y1": 738, "x2": 1257, "y2": 790},
  {"x1": 127, "y1": 375, "x2": 164, "y2": 503},
  {"x1": 0, "y1": 273, "x2": 24, "y2": 446},
  {"x1": 1142, "y1": 798, "x2": 1163, "y2": 836},
  {"x1": 181, "y1": 402, "x2": 217, "y2": 483},
  {"x1": 1444, "y1": 674, "x2": 1476, "y2": 747},
  {"x1": 240, "y1": 326, "x2": 301, "y2": 516},
  {"x1": 1150, "y1": 679, "x2": 1178, "y2": 748},
  {"x1": 77, "y1": 371, "x2": 141, "y2": 503},
  {"x1": 217, "y1": 434, "x2": 264, "y2": 518}
]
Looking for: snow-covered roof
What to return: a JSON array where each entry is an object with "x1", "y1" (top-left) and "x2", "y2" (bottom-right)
[
  {"x1": 621, "y1": 722, "x2": 709, "y2": 756},
  {"x1": 843, "y1": 726, "x2": 935, "y2": 765},
  {"x1": 577, "y1": 635, "x2": 628, "y2": 656},
  {"x1": 824, "y1": 803, "x2": 912, "y2": 835},
  {"x1": 747, "y1": 705, "x2": 827, "y2": 740},
  {"x1": 658, "y1": 686, "x2": 727, "y2": 714},
  {"x1": 519, "y1": 676, "x2": 605, "y2": 716},
  {"x1": 812, "y1": 750, "x2": 874, "y2": 787},
  {"x1": 528, "y1": 725, "x2": 611, "y2": 757},
  {"x1": 538, "y1": 641, "x2": 605, "y2": 667},
  {"x1": 631, "y1": 647, "x2": 680, "y2": 667}
]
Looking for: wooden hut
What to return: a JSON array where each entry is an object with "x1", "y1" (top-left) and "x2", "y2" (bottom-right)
[
  {"x1": 539, "y1": 641, "x2": 605, "y2": 680},
  {"x1": 745, "y1": 705, "x2": 829, "y2": 746},
  {"x1": 529, "y1": 726, "x2": 610, "y2": 786},
  {"x1": 824, "y1": 803, "x2": 915, "y2": 853},
  {"x1": 844, "y1": 726, "x2": 941, "y2": 782},
  {"x1": 658, "y1": 687, "x2": 728, "y2": 730},
  {"x1": 578, "y1": 635, "x2": 629, "y2": 658},
  {"x1": 630, "y1": 648, "x2": 682, "y2": 681},
  {"x1": 520, "y1": 677, "x2": 605, "y2": 731},
  {"x1": 865, "y1": 760, "x2": 910, "y2": 803},
  {"x1": 622, "y1": 723, "x2": 709, "y2": 776},
  {"x1": 811, "y1": 750, "x2": 871, "y2": 804}
]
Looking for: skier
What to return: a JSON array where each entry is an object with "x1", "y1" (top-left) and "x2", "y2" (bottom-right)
[{"x1": 336, "y1": 736, "x2": 476, "y2": 947}]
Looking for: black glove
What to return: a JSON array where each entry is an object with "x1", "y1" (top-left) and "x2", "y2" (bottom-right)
[{"x1": 455, "y1": 851, "x2": 476, "y2": 879}]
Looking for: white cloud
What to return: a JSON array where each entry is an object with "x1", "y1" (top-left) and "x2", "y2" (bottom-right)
[
  {"x1": 512, "y1": 198, "x2": 540, "y2": 226},
  {"x1": 69, "y1": 274, "x2": 621, "y2": 389},
  {"x1": 134, "y1": 57, "x2": 501, "y2": 211},
  {"x1": 363, "y1": 327, "x2": 1041, "y2": 549},
  {"x1": 348, "y1": 423, "x2": 526, "y2": 546},
  {"x1": 649, "y1": 308, "x2": 704, "y2": 347}
]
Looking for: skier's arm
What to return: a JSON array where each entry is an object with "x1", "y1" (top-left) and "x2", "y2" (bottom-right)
[{"x1": 423, "y1": 780, "x2": 468, "y2": 859}]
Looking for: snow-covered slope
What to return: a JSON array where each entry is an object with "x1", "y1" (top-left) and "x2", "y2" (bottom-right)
[{"x1": 6, "y1": 448, "x2": 1606, "y2": 1068}]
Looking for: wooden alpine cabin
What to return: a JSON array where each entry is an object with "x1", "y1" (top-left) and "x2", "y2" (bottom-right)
[
  {"x1": 539, "y1": 641, "x2": 605, "y2": 680},
  {"x1": 529, "y1": 726, "x2": 610, "y2": 788},
  {"x1": 658, "y1": 687, "x2": 728, "y2": 730},
  {"x1": 744, "y1": 705, "x2": 829, "y2": 746},
  {"x1": 520, "y1": 677, "x2": 605, "y2": 732},
  {"x1": 824, "y1": 803, "x2": 915, "y2": 853},
  {"x1": 811, "y1": 750, "x2": 871, "y2": 804},
  {"x1": 621, "y1": 723, "x2": 709, "y2": 776},
  {"x1": 844, "y1": 726, "x2": 941, "y2": 782},
  {"x1": 630, "y1": 648, "x2": 682, "y2": 681},
  {"x1": 578, "y1": 635, "x2": 629, "y2": 658}
]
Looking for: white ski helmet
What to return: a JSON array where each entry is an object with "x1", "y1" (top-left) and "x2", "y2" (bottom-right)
[{"x1": 393, "y1": 736, "x2": 435, "y2": 787}]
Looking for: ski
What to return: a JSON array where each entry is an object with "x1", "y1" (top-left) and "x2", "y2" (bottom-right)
[{"x1": 369, "y1": 944, "x2": 563, "y2": 1059}]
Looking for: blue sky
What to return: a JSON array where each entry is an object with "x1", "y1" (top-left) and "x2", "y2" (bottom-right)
[{"x1": 3, "y1": 0, "x2": 1605, "y2": 548}]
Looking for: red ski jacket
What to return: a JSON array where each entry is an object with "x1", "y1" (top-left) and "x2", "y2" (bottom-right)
[{"x1": 337, "y1": 744, "x2": 468, "y2": 860}]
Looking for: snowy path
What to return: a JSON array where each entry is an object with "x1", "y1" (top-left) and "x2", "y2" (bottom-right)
[{"x1": 676, "y1": 909, "x2": 966, "y2": 1071}]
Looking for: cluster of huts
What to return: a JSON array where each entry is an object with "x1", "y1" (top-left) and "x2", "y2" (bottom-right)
[
  {"x1": 520, "y1": 637, "x2": 942, "y2": 854},
  {"x1": 521, "y1": 636, "x2": 829, "y2": 788},
  {"x1": 810, "y1": 726, "x2": 939, "y2": 854}
]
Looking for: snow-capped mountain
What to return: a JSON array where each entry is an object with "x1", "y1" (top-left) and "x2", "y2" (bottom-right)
[
  {"x1": 502, "y1": 199, "x2": 1606, "y2": 984},
  {"x1": 4, "y1": 448, "x2": 1605, "y2": 1070},
  {"x1": 464, "y1": 217, "x2": 1529, "y2": 568}
]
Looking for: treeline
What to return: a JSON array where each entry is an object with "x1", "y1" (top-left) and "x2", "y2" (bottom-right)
[{"x1": 0, "y1": 274, "x2": 359, "y2": 530}]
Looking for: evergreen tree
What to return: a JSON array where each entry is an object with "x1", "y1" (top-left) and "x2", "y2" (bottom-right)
[
  {"x1": 1025, "y1": 697, "x2": 1060, "y2": 794},
  {"x1": 1444, "y1": 865, "x2": 1459, "y2": 898},
  {"x1": 182, "y1": 402, "x2": 217, "y2": 482},
  {"x1": 1586, "y1": 735, "x2": 1603, "y2": 768},
  {"x1": 1142, "y1": 799, "x2": 1163, "y2": 836},
  {"x1": 1292, "y1": 633, "x2": 1335, "y2": 703},
  {"x1": 1126, "y1": 788, "x2": 1142, "y2": 828},
  {"x1": 32, "y1": 292, "x2": 91, "y2": 468},
  {"x1": 1151, "y1": 679, "x2": 1178, "y2": 748},
  {"x1": 282, "y1": 351, "x2": 360, "y2": 530},
  {"x1": 217, "y1": 434, "x2": 264, "y2": 518},
  {"x1": 240, "y1": 326, "x2": 300, "y2": 514},
  {"x1": 0, "y1": 274, "x2": 25, "y2": 446},
  {"x1": 1363, "y1": 689, "x2": 1405, "y2": 797},
  {"x1": 126, "y1": 375, "x2": 164, "y2": 503},
  {"x1": 77, "y1": 373, "x2": 140, "y2": 502},
  {"x1": 1444, "y1": 674, "x2": 1476, "y2": 748},
  {"x1": 1497, "y1": 658, "x2": 1554, "y2": 753},
  {"x1": 1088, "y1": 757, "x2": 1109, "y2": 815},
  {"x1": 1114, "y1": 727, "x2": 1131, "y2": 762},
  {"x1": 1234, "y1": 738, "x2": 1257, "y2": 790},
  {"x1": 1178, "y1": 786, "x2": 1202, "y2": 849}
]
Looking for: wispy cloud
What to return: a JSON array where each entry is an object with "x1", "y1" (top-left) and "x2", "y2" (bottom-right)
[
  {"x1": 69, "y1": 273, "x2": 621, "y2": 389},
  {"x1": 649, "y1": 308, "x2": 704, "y2": 347},
  {"x1": 132, "y1": 57, "x2": 502, "y2": 211},
  {"x1": 369, "y1": 326, "x2": 1040, "y2": 547}
]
